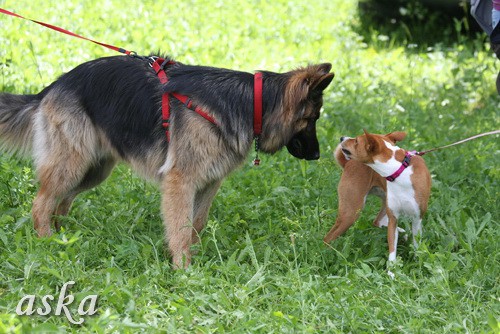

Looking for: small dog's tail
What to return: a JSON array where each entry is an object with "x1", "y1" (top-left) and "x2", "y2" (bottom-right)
[
  {"x1": 334, "y1": 144, "x2": 349, "y2": 169},
  {"x1": 0, "y1": 93, "x2": 40, "y2": 156}
]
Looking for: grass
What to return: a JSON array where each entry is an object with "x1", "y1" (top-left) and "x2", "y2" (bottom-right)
[{"x1": 0, "y1": 0, "x2": 499, "y2": 332}]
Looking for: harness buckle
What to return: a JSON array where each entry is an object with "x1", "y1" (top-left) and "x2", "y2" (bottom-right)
[{"x1": 148, "y1": 56, "x2": 159, "y2": 67}]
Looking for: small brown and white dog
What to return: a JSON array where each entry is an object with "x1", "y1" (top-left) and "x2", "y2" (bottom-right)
[{"x1": 324, "y1": 130, "x2": 431, "y2": 268}]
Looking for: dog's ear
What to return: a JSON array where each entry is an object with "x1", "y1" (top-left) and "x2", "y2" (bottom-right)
[
  {"x1": 287, "y1": 64, "x2": 334, "y2": 102},
  {"x1": 363, "y1": 129, "x2": 379, "y2": 152},
  {"x1": 386, "y1": 131, "x2": 406, "y2": 143},
  {"x1": 309, "y1": 63, "x2": 334, "y2": 92},
  {"x1": 313, "y1": 72, "x2": 335, "y2": 92},
  {"x1": 315, "y1": 63, "x2": 332, "y2": 76}
]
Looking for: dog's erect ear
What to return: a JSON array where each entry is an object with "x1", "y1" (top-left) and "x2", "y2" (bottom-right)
[
  {"x1": 316, "y1": 63, "x2": 332, "y2": 76},
  {"x1": 309, "y1": 63, "x2": 334, "y2": 92},
  {"x1": 363, "y1": 129, "x2": 379, "y2": 152},
  {"x1": 313, "y1": 73, "x2": 335, "y2": 92},
  {"x1": 386, "y1": 131, "x2": 406, "y2": 143},
  {"x1": 286, "y1": 64, "x2": 334, "y2": 102}
]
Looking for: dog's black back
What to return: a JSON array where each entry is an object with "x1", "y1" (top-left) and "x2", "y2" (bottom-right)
[{"x1": 51, "y1": 56, "x2": 165, "y2": 158}]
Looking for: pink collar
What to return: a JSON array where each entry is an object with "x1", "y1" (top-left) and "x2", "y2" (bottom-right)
[{"x1": 385, "y1": 151, "x2": 415, "y2": 182}]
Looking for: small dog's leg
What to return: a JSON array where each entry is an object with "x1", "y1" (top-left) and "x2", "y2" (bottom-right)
[
  {"x1": 386, "y1": 210, "x2": 399, "y2": 279},
  {"x1": 372, "y1": 189, "x2": 387, "y2": 227},
  {"x1": 191, "y1": 180, "x2": 222, "y2": 244},
  {"x1": 162, "y1": 168, "x2": 196, "y2": 269},
  {"x1": 324, "y1": 174, "x2": 369, "y2": 244},
  {"x1": 323, "y1": 210, "x2": 360, "y2": 244},
  {"x1": 373, "y1": 207, "x2": 387, "y2": 227},
  {"x1": 387, "y1": 211, "x2": 398, "y2": 262},
  {"x1": 411, "y1": 217, "x2": 423, "y2": 249},
  {"x1": 375, "y1": 212, "x2": 407, "y2": 242}
]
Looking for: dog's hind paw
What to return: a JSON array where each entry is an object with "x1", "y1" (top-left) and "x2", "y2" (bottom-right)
[
  {"x1": 387, "y1": 270, "x2": 395, "y2": 279},
  {"x1": 397, "y1": 227, "x2": 408, "y2": 241}
]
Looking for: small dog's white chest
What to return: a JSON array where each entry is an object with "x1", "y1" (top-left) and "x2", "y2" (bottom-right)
[{"x1": 386, "y1": 167, "x2": 420, "y2": 218}]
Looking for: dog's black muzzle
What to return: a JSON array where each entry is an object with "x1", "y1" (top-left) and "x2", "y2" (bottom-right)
[{"x1": 286, "y1": 130, "x2": 320, "y2": 160}]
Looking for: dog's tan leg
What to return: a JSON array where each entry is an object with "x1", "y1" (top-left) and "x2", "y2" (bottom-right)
[
  {"x1": 387, "y1": 209, "x2": 398, "y2": 262},
  {"x1": 323, "y1": 208, "x2": 362, "y2": 244},
  {"x1": 191, "y1": 180, "x2": 222, "y2": 244},
  {"x1": 32, "y1": 187, "x2": 58, "y2": 237},
  {"x1": 54, "y1": 194, "x2": 77, "y2": 231},
  {"x1": 161, "y1": 168, "x2": 196, "y2": 269},
  {"x1": 53, "y1": 157, "x2": 116, "y2": 231},
  {"x1": 32, "y1": 95, "x2": 101, "y2": 236},
  {"x1": 386, "y1": 209, "x2": 399, "y2": 279},
  {"x1": 373, "y1": 201, "x2": 387, "y2": 227},
  {"x1": 323, "y1": 194, "x2": 366, "y2": 243},
  {"x1": 33, "y1": 159, "x2": 89, "y2": 236},
  {"x1": 324, "y1": 173, "x2": 370, "y2": 244},
  {"x1": 369, "y1": 186, "x2": 387, "y2": 227}
]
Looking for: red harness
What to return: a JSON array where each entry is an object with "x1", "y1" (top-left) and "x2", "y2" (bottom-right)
[
  {"x1": 151, "y1": 58, "x2": 218, "y2": 142},
  {"x1": 0, "y1": 8, "x2": 265, "y2": 148},
  {"x1": 151, "y1": 57, "x2": 263, "y2": 148}
]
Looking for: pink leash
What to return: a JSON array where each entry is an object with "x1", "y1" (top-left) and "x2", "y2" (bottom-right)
[
  {"x1": 412, "y1": 129, "x2": 500, "y2": 156},
  {"x1": 387, "y1": 130, "x2": 500, "y2": 182}
]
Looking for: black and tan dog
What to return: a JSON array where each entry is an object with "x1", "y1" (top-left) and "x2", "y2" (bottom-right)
[{"x1": 0, "y1": 54, "x2": 334, "y2": 268}]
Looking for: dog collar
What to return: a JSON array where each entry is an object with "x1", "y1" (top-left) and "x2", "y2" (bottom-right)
[
  {"x1": 385, "y1": 151, "x2": 414, "y2": 182},
  {"x1": 253, "y1": 72, "x2": 263, "y2": 165}
]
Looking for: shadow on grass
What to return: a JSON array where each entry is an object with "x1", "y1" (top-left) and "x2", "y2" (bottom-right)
[{"x1": 354, "y1": 0, "x2": 486, "y2": 52}]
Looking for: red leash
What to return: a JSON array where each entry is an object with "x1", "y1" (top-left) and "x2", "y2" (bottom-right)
[
  {"x1": 2, "y1": 7, "x2": 265, "y2": 159},
  {"x1": 0, "y1": 8, "x2": 134, "y2": 55}
]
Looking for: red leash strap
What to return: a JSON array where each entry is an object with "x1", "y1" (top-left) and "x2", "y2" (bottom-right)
[
  {"x1": 151, "y1": 58, "x2": 173, "y2": 141},
  {"x1": 0, "y1": 8, "x2": 134, "y2": 55},
  {"x1": 152, "y1": 58, "x2": 218, "y2": 142},
  {"x1": 253, "y1": 72, "x2": 263, "y2": 165},
  {"x1": 253, "y1": 72, "x2": 263, "y2": 137},
  {"x1": 1, "y1": 8, "x2": 222, "y2": 144},
  {"x1": 171, "y1": 93, "x2": 217, "y2": 125}
]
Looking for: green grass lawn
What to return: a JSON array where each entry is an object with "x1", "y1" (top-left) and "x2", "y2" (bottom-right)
[{"x1": 1, "y1": 0, "x2": 499, "y2": 332}]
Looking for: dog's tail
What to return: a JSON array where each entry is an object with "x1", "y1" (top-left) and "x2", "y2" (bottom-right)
[
  {"x1": 334, "y1": 144, "x2": 349, "y2": 169},
  {"x1": 0, "y1": 93, "x2": 40, "y2": 156}
]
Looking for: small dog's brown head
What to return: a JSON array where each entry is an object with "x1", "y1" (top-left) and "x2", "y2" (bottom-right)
[{"x1": 339, "y1": 130, "x2": 406, "y2": 163}]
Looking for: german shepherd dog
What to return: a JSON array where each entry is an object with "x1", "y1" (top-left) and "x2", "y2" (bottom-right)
[{"x1": 0, "y1": 54, "x2": 334, "y2": 268}]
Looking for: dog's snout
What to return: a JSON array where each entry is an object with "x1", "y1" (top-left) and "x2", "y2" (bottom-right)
[{"x1": 340, "y1": 136, "x2": 345, "y2": 143}]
